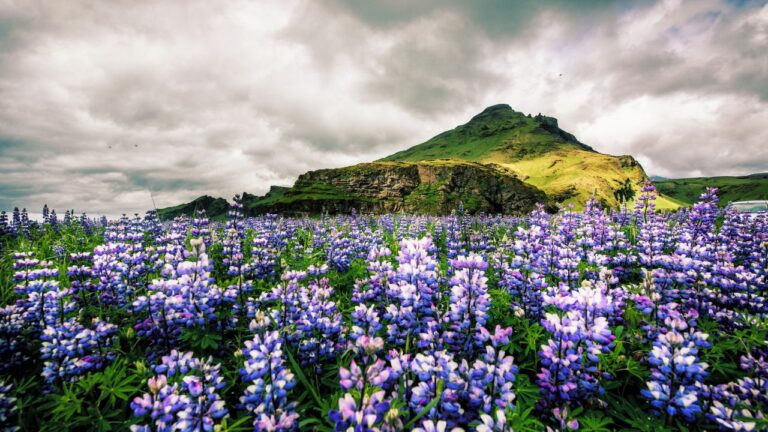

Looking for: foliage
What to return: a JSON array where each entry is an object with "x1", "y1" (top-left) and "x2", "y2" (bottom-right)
[{"x1": 0, "y1": 188, "x2": 766, "y2": 431}]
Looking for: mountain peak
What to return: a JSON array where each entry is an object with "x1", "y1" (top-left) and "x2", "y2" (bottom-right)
[
  {"x1": 468, "y1": 104, "x2": 519, "y2": 123},
  {"x1": 479, "y1": 103, "x2": 514, "y2": 114},
  {"x1": 382, "y1": 104, "x2": 593, "y2": 164}
]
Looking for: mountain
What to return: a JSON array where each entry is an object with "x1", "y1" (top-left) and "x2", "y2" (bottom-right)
[
  {"x1": 655, "y1": 173, "x2": 768, "y2": 206},
  {"x1": 241, "y1": 160, "x2": 549, "y2": 215},
  {"x1": 158, "y1": 104, "x2": 700, "y2": 218},
  {"x1": 156, "y1": 195, "x2": 230, "y2": 219},
  {"x1": 382, "y1": 104, "x2": 656, "y2": 209}
]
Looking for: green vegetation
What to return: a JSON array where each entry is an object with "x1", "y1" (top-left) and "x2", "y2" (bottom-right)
[
  {"x1": 156, "y1": 195, "x2": 229, "y2": 220},
  {"x1": 382, "y1": 104, "x2": 593, "y2": 163},
  {"x1": 252, "y1": 183, "x2": 358, "y2": 205},
  {"x1": 655, "y1": 173, "x2": 768, "y2": 206},
  {"x1": 382, "y1": 104, "x2": 657, "y2": 209}
]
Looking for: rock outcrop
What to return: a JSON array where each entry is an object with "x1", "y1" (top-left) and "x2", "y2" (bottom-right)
[{"x1": 245, "y1": 160, "x2": 548, "y2": 215}]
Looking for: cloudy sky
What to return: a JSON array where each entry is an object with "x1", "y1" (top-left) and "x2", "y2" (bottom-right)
[{"x1": 0, "y1": 0, "x2": 766, "y2": 216}]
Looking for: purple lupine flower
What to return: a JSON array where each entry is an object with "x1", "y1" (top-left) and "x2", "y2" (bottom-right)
[
  {"x1": 352, "y1": 246, "x2": 394, "y2": 305},
  {"x1": 240, "y1": 317, "x2": 299, "y2": 432},
  {"x1": 0, "y1": 304, "x2": 27, "y2": 373},
  {"x1": 131, "y1": 351, "x2": 227, "y2": 432},
  {"x1": 291, "y1": 277, "x2": 344, "y2": 370},
  {"x1": 444, "y1": 254, "x2": 490, "y2": 358},
  {"x1": 0, "y1": 380, "x2": 19, "y2": 432},
  {"x1": 641, "y1": 311, "x2": 710, "y2": 423},
  {"x1": 328, "y1": 391, "x2": 391, "y2": 432},
  {"x1": 40, "y1": 317, "x2": 117, "y2": 385},
  {"x1": 384, "y1": 237, "x2": 441, "y2": 347},
  {"x1": 468, "y1": 326, "x2": 517, "y2": 415}
]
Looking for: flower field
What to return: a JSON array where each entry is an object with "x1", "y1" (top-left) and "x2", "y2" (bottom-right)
[{"x1": 0, "y1": 183, "x2": 766, "y2": 432}]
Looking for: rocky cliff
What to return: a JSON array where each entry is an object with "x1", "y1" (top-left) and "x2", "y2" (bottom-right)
[{"x1": 244, "y1": 160, "x2": 548, "y2": 215}]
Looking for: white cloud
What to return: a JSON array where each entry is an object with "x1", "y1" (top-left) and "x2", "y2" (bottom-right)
[{"x1": 0, "y1": 0, "x2": 765, "y2": 217}]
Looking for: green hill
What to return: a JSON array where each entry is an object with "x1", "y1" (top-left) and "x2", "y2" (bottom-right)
[
  {"x1": 383, "y1": 104, "x2": 594, "y2": 162},
  {"x1": 382, "y1": 104, "x2": 663, "y2": 209},
  {"x1": 654, "y1": 173, "x2": 768, "y2": 206},
  {"x1": 156, "y1": 195, "x2": 229, "y2": 220}
]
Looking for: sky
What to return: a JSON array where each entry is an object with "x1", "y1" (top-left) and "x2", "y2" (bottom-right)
[{"x1": 0, "y1": 0, "x2": 766, "y2": 216}]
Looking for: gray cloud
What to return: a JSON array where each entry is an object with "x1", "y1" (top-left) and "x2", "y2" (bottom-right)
[{"x1": 0, "y1": 0, "x2": 766, "y2": 216}]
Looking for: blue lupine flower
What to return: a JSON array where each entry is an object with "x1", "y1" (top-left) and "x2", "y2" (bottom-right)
[
  {"x1": 40, "y1": 317, "x2": 117, "y2": 385},
  {"x1": 240, "y1": 319, "x2": 299, "y2": 432},
  {"x1": 0, "y1": 380, "x2": 19, "y2": 432},
  {"x1": 131, "y1": 351, "x2": 228, "y2": 432}
]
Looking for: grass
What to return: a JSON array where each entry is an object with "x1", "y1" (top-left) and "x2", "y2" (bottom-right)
[
  {"x1": 381, "y1": 106, "x2": 589, "y2": 164},
  {"x1": 260, "y1": 183, "x2": 366, "y2": 205},
  {"x1": 489, "y1": 150, "x2": 685, "y2": 210},
  {"x1": 156, "y1": 195, "x2": 230, "y2": 220},
  {"x1": 655, "y1": 174, "x2": 768, "y2": 206}
]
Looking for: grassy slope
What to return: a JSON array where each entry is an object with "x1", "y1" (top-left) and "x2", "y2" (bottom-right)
[
  {"x1": 383, "y1": 104, "x2": 674, "y2": 210},
  {"x1": 382, "y1": 105, "x2": 591, "y2": 163},
  {"x1": 248, "y1": 183, "x2": 356, "y2": 206},
  {"x1": 156, "y1": 196, "x2": 229, "y2": 220},
  {"x1": 655, "y1": 173, "x2": 768, "y2": 206}
]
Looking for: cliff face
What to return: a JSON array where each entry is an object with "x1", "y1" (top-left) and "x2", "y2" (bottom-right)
[{"x1": 245, "y1": 161, "x2": 548, "y2": 215}]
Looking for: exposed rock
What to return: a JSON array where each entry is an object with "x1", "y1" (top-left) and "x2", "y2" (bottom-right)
[
  {"x1": 246, "y1": 161, "x2": 549, "y2": 215},
  {"x1": 618, "y1": 155, "x2": 640, "y2": 168}
]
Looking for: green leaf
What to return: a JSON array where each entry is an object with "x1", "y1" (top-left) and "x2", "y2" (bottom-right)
[
  {"x1": 579, "y1": 410, "x2": 613, "y2": 432},
  {"x1": 506, "y1": 404, "x2": 544, "y2": 432},
  {"x1": 218, "y1": 416, "x2": 253, "y2": 432},
  {"x1": 286, "y1": 346, "x2": 323, "y2": 407},
  {"x1": 404, "y1": 379, "x2": 444, "y2": 430}
]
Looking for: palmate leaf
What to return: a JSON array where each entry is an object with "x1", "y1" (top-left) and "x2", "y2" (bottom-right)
[
  {"x1": 43, "y1": 383, "x2": 83, "y2": 424},
  {"x1": 604, "y1": 393, "x2": 671, "y2": 432},
  {"x1": 505, "y1": 403, "x2": 544, "y2": 432},
  {"x1": 300, "y1": 417, "x2": 334, "y2": 432},
  {"x1": 96, "y1": 360, "x2": 140, "y2": 407},
  {"x1": 513, "y1": 374, "x2": 541, "y2": 408},
  {"x1": 579, "y1": 410, "x2": 614, "y2": 432},
  {"x1": 180, "y1": 326, "x2": 222, "y2": 352}
]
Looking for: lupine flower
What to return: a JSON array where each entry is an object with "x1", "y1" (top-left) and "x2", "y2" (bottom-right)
[
  {"x1": 0, "y1": 380, "x2": 19, "y2": 432},
  {"x1": 476, "y1": 409, "x2": 511, "y2": 432},
  {"x1": 384, "y1": 237, "x2": 440, "y2": 347},
  {"x1": 328, "y1": 391, "x2": 391, "y2": 432},
  {"x1": 40, "y1": 317, "x2": 117, "y2": 385},
  {"x1": 0, "y1": 304, "x2": 27, "y2": 373},
  {"x1": 444, "y1": 254, "x2": 490, "y2": 358},
  {"x1": 291, "y1": 278, "x2": 344, "y2": 369},
  {"x1": 641, "y1": 311, "x2": 710, "y2": 422},
  {"x1": 240, "y1": 318, "x2": 299, "y2": 431},
  {"x1": 467, "y1": 326, "x2": 517, "y2": 415},
  {"x1": 131, "y1": 351, "x2": 227, "y2": 432},
  {"x1": 133, "y1": 239, "x2": 221, "y2": 349}
]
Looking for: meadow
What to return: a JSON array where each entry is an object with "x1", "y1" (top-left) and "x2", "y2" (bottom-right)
[{"x1": 0, "y1": 183, "x2": 765, "y2": 431}]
